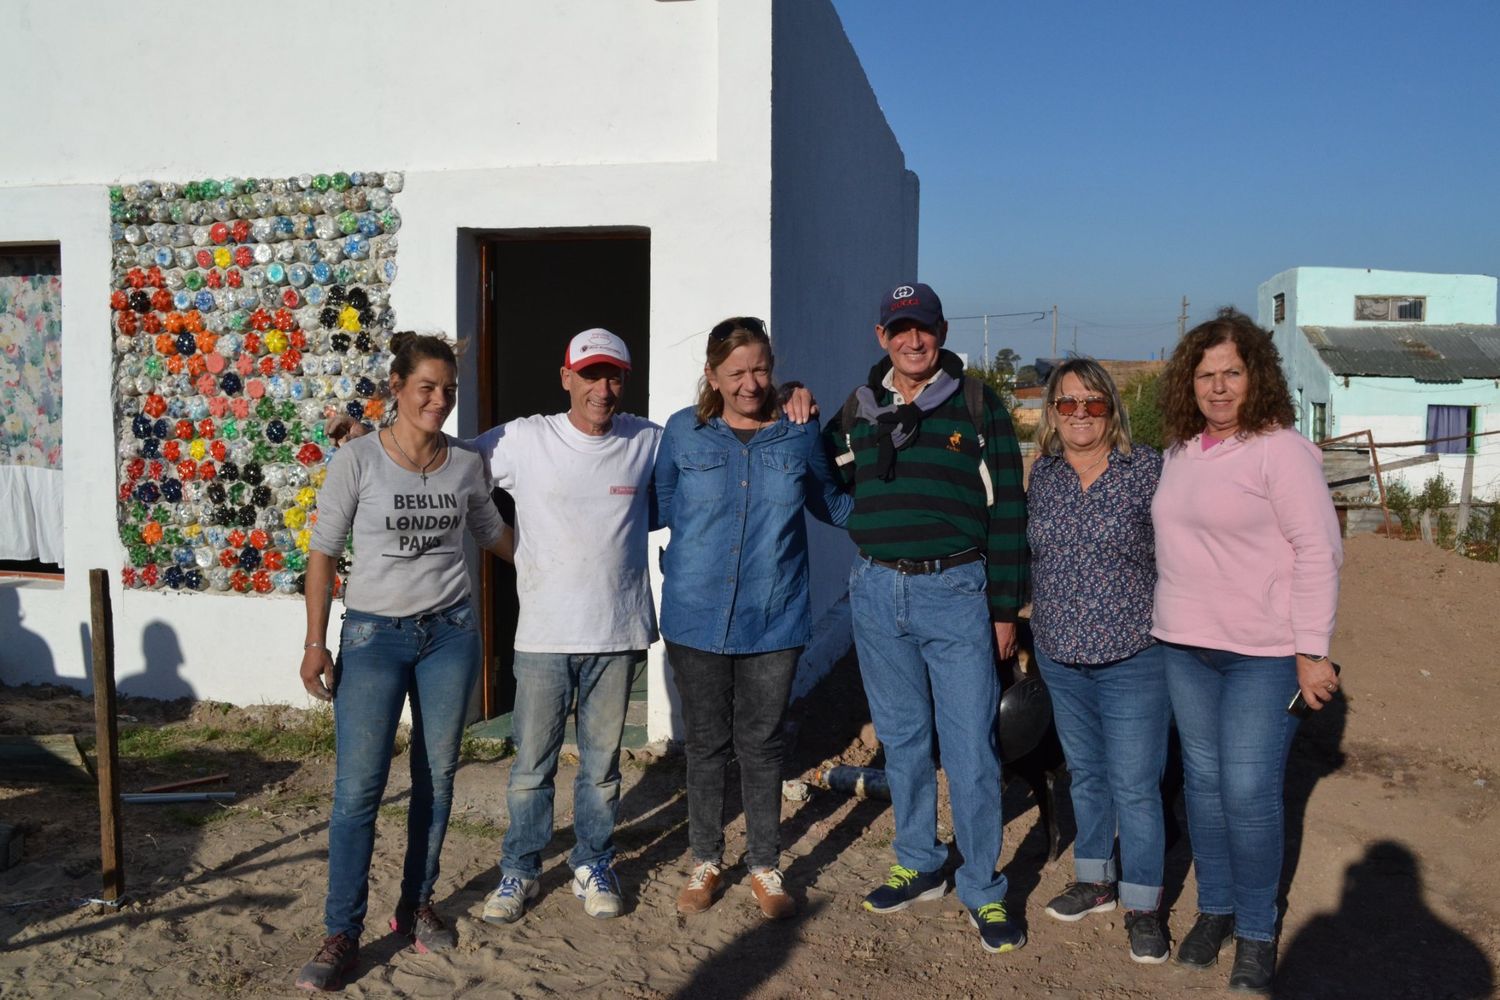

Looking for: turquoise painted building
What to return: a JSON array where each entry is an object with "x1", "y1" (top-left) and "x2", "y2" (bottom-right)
[{"x1": 1258, "y1": 267, "x2": 1500, "y2": 500}]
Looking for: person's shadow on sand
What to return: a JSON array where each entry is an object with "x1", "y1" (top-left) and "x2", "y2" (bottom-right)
[{"x1": 1277, "y1": 840, "x2": 1493, "y2": 999}]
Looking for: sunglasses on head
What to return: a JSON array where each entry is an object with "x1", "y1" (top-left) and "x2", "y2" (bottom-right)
[
  {"x1": 709, "y1": 316, "x2": 768, "y2": 342},
  {"x1": 1053, "y1": 395, "x2": 1110, "y2": 418}
]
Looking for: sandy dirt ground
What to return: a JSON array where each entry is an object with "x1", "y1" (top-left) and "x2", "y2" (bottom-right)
[{"x1": 1, "y1": 534, "x2": 1497, "y2": 999}]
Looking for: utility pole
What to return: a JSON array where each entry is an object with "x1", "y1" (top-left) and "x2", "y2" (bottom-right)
[
  {"x1": 1051, "y1": 304, "x2": 1058, "y2": 358},
  {"x1": 982, "y1": 313, "x2": 989, "y2": 372},
  {"x1": 1178, "y1": 295, "x2": 1189, "y2": 339},
  {"x1": 1072, "y1": 325, "x2": 1078, "y2": 354}
]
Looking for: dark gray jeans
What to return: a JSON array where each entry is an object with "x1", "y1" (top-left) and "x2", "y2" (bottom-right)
[{"x1": 666, "y1": 641, "x2": 801, "y2": 870}]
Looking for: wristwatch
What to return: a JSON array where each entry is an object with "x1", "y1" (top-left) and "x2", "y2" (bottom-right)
[{"x1": 1299, "y1": 653, "x2": 1328, "y2": 662}]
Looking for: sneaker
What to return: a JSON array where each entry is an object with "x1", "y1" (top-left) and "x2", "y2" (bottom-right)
[
  {"x1": 748, "y1": 867, "x2": 796, "y2": 920},
  {"x1": 862, "y1": 865, "x2": 949, "y2": 913},
  {"x1": 481, "y1": 875, "x2": 539, "y2": 925},
  {"x1": 573, "y1": 861, "x2": 624, "y2": 919},
  {"x1": 1228, "y1": 937, "x2": 1276, "y2": 994},
  {"x1": 1125, "y1": 910, "x2": 1169, "y2": 964},
  {"x1": 968, "y1": 901, "x2": 1027, "y2": 954},
  {"x1": 1176, "y1": 912, "x2": 1236, "y2": 969},
  {"x1": 676, "y1": 860, "x2": 723, "y2": 914},
  {"x1": 294, "y1": 932, "x2": 358, "y2": 992},
  {"x1": 1044, "y1": 880, "x2": 1117, "y2": 922},
  {"x1": 390, "y1": 900, "x2": 456, "y2": 954}
]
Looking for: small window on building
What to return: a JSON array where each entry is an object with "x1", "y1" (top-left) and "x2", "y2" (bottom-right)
[
  {"x1": 1355, "y1": 295, "x2": 1425, "y2": 322},
  {"x1": 1310, "y1": 402, "x2": 1327, "y2": 441},
  {"x1": 1273, "y1": 293, "x2": 1286, "y2": 323},
  {"x1": 1426, "y1": 405, "x2": 1476, "y2": 455}
]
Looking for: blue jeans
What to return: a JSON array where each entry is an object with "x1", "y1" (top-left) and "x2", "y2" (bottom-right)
[
  {"x1": 848, "y1": 556, "x2": 1006, "y2": 910},
  {"x1": 500, "y1": 650, "x2": 636, "y2": 880},
  {"x1": 1163, "y1": 643, "x2": 1300, "y2": 941},
  {"x1": 324, "y1": 602, "x2": 480, "y2": 939},
  {"x1": 1034, "y1": 643, "x2": 1169, "y2": 912},
  {"x1": 667, "y1": 641, "x2": 801, "y2": 870}
]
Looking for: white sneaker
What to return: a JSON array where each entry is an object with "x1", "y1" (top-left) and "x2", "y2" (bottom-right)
[
  {"x1": 481, "y1": 874, "x2": 539, "y2": 925},
  {"x1": 572, "y1": 861, "x2": 624, "y2": 919}
]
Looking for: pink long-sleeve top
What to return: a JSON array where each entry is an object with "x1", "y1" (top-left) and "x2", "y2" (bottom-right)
[{"x1": 1151, "y1": 426, "x2": 1342, "y2": 658}]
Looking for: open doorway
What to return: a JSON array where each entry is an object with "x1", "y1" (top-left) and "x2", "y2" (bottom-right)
[{"x1": 474, "y1": 229, "x2": 651, "y2": 718}]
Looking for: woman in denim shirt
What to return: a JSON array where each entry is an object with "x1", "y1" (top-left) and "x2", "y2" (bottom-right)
[
  {"x1": 654, "y1": 317, "x2": 851, "y2": 920},
  {"x1": 1027, "y1": 358, "x2": 1169, "y2": 964}
]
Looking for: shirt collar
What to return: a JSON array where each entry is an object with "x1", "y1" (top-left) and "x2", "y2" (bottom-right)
[{"x1": 881, "y1": 367, "x2": 941, "y2": 405}]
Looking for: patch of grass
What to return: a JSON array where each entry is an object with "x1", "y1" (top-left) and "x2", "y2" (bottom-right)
[
  {"x1": 378, "y1": 804, "x2": 406, "y2": 823},
  {"x1": 116, "y1": 705, "x2": 338, "y2": 764},
  {"x1": 265, "y1": 789, "x2": 326, "y2": 812},
  {"x1": 460, "y1": 733, "x2": 512, "y2": 762},
  {"x1": 448, "y1": 816, "x2": 504, "y2": 840}
]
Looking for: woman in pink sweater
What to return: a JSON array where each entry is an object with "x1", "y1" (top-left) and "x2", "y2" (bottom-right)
[{"x1": 1151, "y1": 308, "x2": 1342, "y2": 995}]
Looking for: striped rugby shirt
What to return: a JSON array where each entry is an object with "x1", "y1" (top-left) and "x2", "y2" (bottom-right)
[{"x1": 825, "y1": 352, "x2": 1028, "y2": 621}]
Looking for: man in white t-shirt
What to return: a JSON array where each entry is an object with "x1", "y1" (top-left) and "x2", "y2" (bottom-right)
[{"x1": 474, "y1": 328, "x2": 659, "y2": 924}]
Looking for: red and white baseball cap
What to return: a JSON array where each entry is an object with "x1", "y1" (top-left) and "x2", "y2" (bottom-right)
[{"x1": 563, "y1": 328, "x2": 632, "y2": 372}]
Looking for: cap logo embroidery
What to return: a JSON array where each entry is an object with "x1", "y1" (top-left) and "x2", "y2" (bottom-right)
[{"x1": 893, "y1": 285, "x2": 915, "y2": 299}]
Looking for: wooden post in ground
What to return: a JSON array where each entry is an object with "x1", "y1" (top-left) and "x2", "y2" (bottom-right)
[
  {"x1": 89, "y1": 569, "x2": 124, "y2": 903},
  {"x1": 1419, "y1": 510, "x2": 1435, "y2": 546},
  {"x1": 1458, "y1": 453, "x2": 1475, "y2": 537}
]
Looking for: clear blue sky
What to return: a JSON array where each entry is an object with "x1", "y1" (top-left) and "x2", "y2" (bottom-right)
[{"x1": 829, "y1": 0, "x2": 1500, "y2": 364}]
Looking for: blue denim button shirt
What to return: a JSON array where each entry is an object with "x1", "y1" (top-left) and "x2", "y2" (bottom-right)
[{"x1": 653, "y1": 407, "x2": 852, "y2": 654}]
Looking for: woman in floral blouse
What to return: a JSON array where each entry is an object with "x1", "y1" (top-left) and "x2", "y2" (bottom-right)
[{"x1": 1027, "y1": 357, "x2": 1169, "y2": 964}]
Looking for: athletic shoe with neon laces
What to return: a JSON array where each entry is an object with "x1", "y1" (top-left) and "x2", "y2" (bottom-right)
[
  {"x1": 573, "y1": 861, "x2": 624, "y2": 919},
  {"x1": 969, "y1": 901, "x2": 1027, "y2": 953},
  {"x1": 1044, "y1": 880, "x2": 1117, "y2": 921},
  {"x1": 294, "y1": 932, "x2": 358, "y2": 992},
  {"x1": 481, "y1": 874, "x2": 539, "y2": 925},
  {"x1": 390, "y1": 900, "x2": 456, "y2": 953},
  {"x1": 862, "y1": 864, "x2": 949, "y2": 913}
]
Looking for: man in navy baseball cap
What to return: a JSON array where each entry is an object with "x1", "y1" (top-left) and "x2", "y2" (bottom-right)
[{"x1": 826, "y1": 279, "x2": 1029, "y2": 956}]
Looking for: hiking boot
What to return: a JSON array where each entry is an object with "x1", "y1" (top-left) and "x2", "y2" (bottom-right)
[
  {"x1": 862, "y1": 865, "x2": 949, "y2": 913},
  {"x1": 573, "y1": 861, "x2": 624, "y2": 919},
  {"x1": 1228, "y1": 937, "x2": 1277, "y2": 994},
  {"x1": 968, "y1": 901, "x2": 1027, "y2": 954},
  {"x1": 1125, "y1": 910, "x2": 1169, "y2": 964},
  {"x1": 749, "y1": 867, "x2": 796, "y2": 920},
  {"x1": 481, "y1": 874, "x2": 539, "y2": 925},
  {"x1": 676, "y1": 861, "x2": 722, "y2": 915},
  {"x1": 294, "y1": 932, "x2": 358, "y2": 992},
  {"x1": 1176, "y1": 912, "x2": 1236, "y2": 969},
  {"x1": 390, "y1": 900, "x2": 456, "y2": 953},
  {"x1": 1044, "y1": 880, "x2": 1117, "y2": 922}
]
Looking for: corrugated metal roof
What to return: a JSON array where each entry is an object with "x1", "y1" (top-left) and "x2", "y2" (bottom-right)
[{"x1": 1300, "y1": 324, "x2": 1500, "y2": 380}]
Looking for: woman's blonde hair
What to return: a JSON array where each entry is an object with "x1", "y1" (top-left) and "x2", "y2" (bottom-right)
[
  {"x1": 1036, "y1": 357, "x2": 1133, "y2": 457},
  {"x1": 694, "y1": 317, "x2": 776, "y2": 425}
]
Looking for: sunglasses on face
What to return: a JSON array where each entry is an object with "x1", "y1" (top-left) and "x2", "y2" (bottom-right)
[
  {"x1": 709, "y1": 316, "x2": 768, "y2": 342},
  {"x1": 1053, "y1": 395, "x2": 1110, "y2": 418}
]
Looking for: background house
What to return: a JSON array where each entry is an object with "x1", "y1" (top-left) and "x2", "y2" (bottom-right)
[
  {"x1": 1259, "y1": 267, "x2": 1500, "y2": 500},
  {"x1": 0, "y1": 0, "x2": 917, "y2": 741}
]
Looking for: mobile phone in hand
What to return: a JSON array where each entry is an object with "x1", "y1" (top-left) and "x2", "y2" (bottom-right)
[{"x1": 1288, "y1": 661, "x2": 1341, "y2": 717}]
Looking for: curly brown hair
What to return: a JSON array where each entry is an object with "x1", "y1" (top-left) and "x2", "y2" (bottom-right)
[{"x1": 1159, "y1": 307, "x2": 1295, "y2": 447}]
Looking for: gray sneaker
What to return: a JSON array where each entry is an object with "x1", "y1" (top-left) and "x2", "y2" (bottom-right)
[
  {"x1": 573, "y1": 861, "x2": 624, "y2": 919},
  {"x1": 481, "y1": 874, "x2": 539, "y2": 925}
]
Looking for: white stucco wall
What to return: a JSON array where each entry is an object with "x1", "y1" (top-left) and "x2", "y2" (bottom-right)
[
  {"x1": 767, "y1": 0, "x2": 918, "y2": 698},
  {"x1": 0, "y1": 1, "x2": 916, "y2": 741},
  {"x1": 1269, "y1": 267, "x2": 1498, "y2": 328},
  {"x1": 1259, "y1": 270, "x2": 1332, "y2": 435}
]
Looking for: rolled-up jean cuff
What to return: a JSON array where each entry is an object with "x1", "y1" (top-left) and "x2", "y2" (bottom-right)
[
  {"x1": 1074, "y1": 856, "x2": 1118, "y2": 886},
  {"x1": 1119, "y1": 881, "x2": 1164, "y2": 913}
]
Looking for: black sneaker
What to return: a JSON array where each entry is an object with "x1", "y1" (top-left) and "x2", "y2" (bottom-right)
[
  {"x1": 1043, "y1": 880, "x2": 1117, "y2": 922},
  {"x1": 1228, "y1": 937, "x2": 1276, "y2": 994},
  {"x1": 294, "y1": 932, "x2": 358, "y2": 992},
  {"x1": 1176, "y1": 912, "x2": 1235, "y2": 969},
  {"x1": 968, "y1": 901, "x2": 1027, "y2": 954},
  {"x1": 1124, "y1": 910, "x2": 1169, "y2": 964},
  {"x1": 391, "y1": 899, "x2": 457, "y2": 953},
  {"x1": 862, "y1": 865, "x2": 949, "y2": 913}
]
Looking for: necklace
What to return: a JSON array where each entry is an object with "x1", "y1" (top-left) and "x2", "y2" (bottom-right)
[
  {"x1": 1068, "y1": 449, "x2": 1109, "y2": 481},
  {"x1": 387, "y1": 428, "x2": 445, "y2": 485}
]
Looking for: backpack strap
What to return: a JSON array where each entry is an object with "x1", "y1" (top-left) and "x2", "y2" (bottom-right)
[
  {"x1": 834, "y1": 389, "x2": 862, "y2": 474},
  {"x1": 962, "y1": 377, "x2": 995, "y2": 507}
]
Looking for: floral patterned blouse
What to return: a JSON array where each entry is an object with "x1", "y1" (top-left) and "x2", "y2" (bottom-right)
[{"x1": 1027, "y1": 445, "x2": 1161, "y2": 664}]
